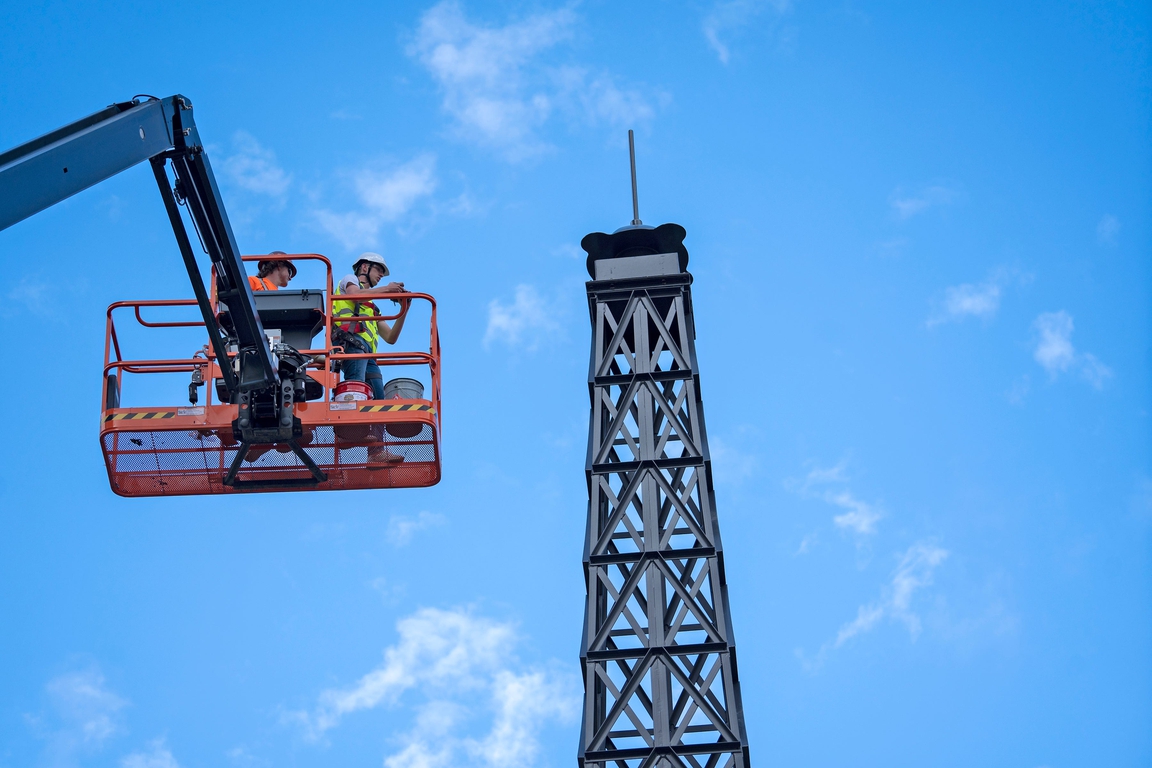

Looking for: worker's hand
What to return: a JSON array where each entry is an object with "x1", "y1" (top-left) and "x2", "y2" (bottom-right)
[{"x1": 379, "y1": 281, "x2": 405, "y2": 293}]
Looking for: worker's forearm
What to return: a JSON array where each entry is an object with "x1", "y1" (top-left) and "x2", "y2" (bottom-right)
[{"x1": 381, "y1": 314, "x2": 407, "y2": 344}]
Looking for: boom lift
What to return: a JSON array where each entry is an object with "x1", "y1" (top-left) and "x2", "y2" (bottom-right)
[{"x1": 0, "y1": 96, "x2": 441, "y2": 495}]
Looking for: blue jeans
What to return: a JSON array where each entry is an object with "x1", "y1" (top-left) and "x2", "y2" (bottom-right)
[{"x1": 341, "y1": 337, "x2": 385, "y2": 399}]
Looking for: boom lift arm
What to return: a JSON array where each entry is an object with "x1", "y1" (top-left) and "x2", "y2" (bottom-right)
[
  {"x1": 0, "y1": 95, "x2": 275, "y2": 395},
  {"x1": 0, "y1": 96, "x2": 319, "y2": 460}
]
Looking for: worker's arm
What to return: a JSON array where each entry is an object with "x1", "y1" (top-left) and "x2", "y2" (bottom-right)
[
  {"x1": 378, "y1": 300, "x2": 410, "y2": 345},
  {"x1": 348, "y1": 280, "x2": 404, "y2": 295}
]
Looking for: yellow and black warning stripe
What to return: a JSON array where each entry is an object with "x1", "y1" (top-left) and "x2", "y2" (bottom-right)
[
  {"x1": 104, "y1": 411, "x2": 176, "y2": 422},
  {"x1": 359, "y1": 403, "x2": 435, "y2": 414}
]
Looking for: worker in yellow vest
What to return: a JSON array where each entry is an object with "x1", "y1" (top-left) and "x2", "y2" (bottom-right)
[
  {"x1": 333, "y1": 251, "x2": 409, "y2": 400},
  {"x1": 333, "y1": 252, "x2": 410, "y2": 466}
]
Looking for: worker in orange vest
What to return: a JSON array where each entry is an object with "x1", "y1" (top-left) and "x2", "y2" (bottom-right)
[{"x1": 249, "y1": 251, "x2": 296, "y2": 291}]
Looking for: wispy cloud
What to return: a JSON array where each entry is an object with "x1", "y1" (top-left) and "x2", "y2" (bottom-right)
[
  {"x1": 834, "y1": 542, "x2": 948, "y2": 646},
  {"x1": 121, "y1": 739, "x2": 181, "y2": 768},
  {"x1": 1006, "y1": 375, "x2": 1031, "y2": 405},
  {"x1": 788, "y1": 461, "x2": 882, "y2": 540},
  {"x1": 827, "y1": 491, "x2": 882, "y2": 536},
  {"x1": 47, "y1": 669, "x2": 126, "y2": 746},
  {"x1": 889, "y1": 183, "x2": 958, "y2": 220},
  {"x1": 708, "y1": 436, "x2": 757, "y2": 485},
  {"x1": 220, "y1": 131, "x2": 292, "y2": 198},
  {"x1": 484, "y1": 284, "x2": 562, "y2": 351},
  {"x1": 1096, "y1": 214, "x2": 1120, "y2": 245},
  {"x1": 314, "y1": 154, "x2": 438, "y2": 250},
  {"x1": 928, "y1": 267, "x2": 1027, "y2": 326},
  {"x1": 552, "y1": 66, "x2": 655, "y2": 129},
  {"x1": 702, "y1": 0, "x2": 792, "y2": 64},
  {"x1": 387, "y1": 511, "x2": 447, "y2": 547},
  {"x1": 287, "y1": 607, "x2": 577, "y2": 767},
  {"x1": 801, "y1": 541, "x2": 949, "y2": 668},
  {"x1": 5, "y1": 274, "x2": 52, "y2": 315},
  {"x1": 1032, "y1": 311, "x2": 1112, "y2": 389},
  {"x1": 408, "y1": 2, "x2": 654, "y2": 159},
  {"x1": 29, "y1": 667, "x2": 127, "y2": 765},
  {"x1": 936, "y1": 280, "x2": 1001, "y2": 322},
  {"x1": 226, "y1": 746, "x2": 270, "y2": 768}
]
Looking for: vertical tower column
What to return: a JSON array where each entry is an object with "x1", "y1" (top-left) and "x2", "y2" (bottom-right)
[{"x1": 578, "y1": 224, "x2": 751, "y2": 768}]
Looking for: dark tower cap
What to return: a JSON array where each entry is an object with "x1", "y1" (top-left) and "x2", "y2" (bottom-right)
[{"x1": 581, "y1": 222, "x2": 689, "y2": 279}]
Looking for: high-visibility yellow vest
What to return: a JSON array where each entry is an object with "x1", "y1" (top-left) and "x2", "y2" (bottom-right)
[{"x1": 332, "y1": 283, "x2": 382, "y2": 352}]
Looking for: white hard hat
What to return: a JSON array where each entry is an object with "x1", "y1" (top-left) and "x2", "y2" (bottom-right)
[{"x1": 353, "y1": 251, "x2": 389, "y2": 276}]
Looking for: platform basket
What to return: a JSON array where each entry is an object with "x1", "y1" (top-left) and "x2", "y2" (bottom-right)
[{"x1": 101, "y1": 416, "x2": 439, "y2": 496}]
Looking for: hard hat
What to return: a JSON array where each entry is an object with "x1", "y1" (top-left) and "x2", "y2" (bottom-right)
[
  {"x1": 353, "y1": 251, "x2": 389, "y2": 276},
  {"x1": 258, "y1": 252, "x2": 297, "y2": 278}
]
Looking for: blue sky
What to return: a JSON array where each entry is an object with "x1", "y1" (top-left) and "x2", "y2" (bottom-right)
[{"x1": 1, "y1": 1, "x2": 1149, "y2": 767}]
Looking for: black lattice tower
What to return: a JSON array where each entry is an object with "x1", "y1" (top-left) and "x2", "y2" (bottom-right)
[{"x1": 578, "y1": 220, "x2": 751, "y2": 768}]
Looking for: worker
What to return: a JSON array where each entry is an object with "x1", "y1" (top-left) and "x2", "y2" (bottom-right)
[
  {"x1": 249, "y1": 251, "x2": 296, "y2": 291},
  {"x1": 333, "y1": 252, "x2": 409, "y2": 397},
  {"x1": 333, "y1": 252, "x2": 410, "y2": 466}
]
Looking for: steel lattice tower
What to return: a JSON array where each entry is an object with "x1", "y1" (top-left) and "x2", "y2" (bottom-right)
[{"x1": 577, "y1": 215, "x2": 751, "y2": 768}]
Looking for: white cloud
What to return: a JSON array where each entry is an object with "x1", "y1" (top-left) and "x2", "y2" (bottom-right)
[
  {"x1": 289, "y1": 607, "x2": 577, "y2": 767},
  {"x1": 1033, "y1": 311, "x2": 1075, "y2": 374},
  {"x1": 702, "y1": 0, "x2": 792, "y2": 64},
  {"x1": 408, "y1": 1, "x2": 572, "y2": 157},
  {"x1": 465, "y1": 670, "x2": 571, "y2": 767},
  {"x1": 5, "y1": 274, "x2": 52, "y2": 314},
  {"x1": 292, "y1": 608, "x2": 512, "y2": 737},
  {"x1": 484, "y1": 284, "x2": 561, "y2": 351},
  {"x1": 551, "y1": 243, "x2": 584, "y2": 260},
  {"x1": 1096, "y1": 214, "x2": 1120, "y2": 245},
  {"x1": 355, "y1": 156, "x2": 439, "y2": 220},
  {"x1": 122, "y1": 739, "x2": 181, "y2": 768},
  {"x1": 827, "y1": 491, "x2": 882, "y2": 536},
  {"x1": 45, "y1": 668, "x2": 126, "y2": 747},
  {"x1": 226, "y1": 746, "x2": 269, "y2": 768},
  {"x1": 314, "y1": 154, "x2": 438, "y2": 250},
  {"x1": 1080, "y1": 353, "x2": 1113, "y2": 389},
  {"x1": 889, "y1": 184, "x2": 957, "y2": 219},
  {"x1": 1006, "y1": 375, "x2": 1031, "y2": 405},
  {"x1": 928, "y1": 267, "x2": 1028, "y2": 326},
  {"x1": 387, "y1": 511, "x2": 447, "y2": 547},
  {"x1": 1032, "y1": 311, "x2": 1112, "y2": 388},
  {"x1": 796, "y1": 532, "x2": 818, "y2": 555},
  {"x1": 708, "y1": 436, "x2": 757, "y2": 485},
  {"x1": 552, "y1": 67, "x2": 655, "y2": 129},
  {"x1": 832, "y1": 541, "x2": 949, "y2": 649},
  {"x1": 788, "y1": 461, "x2": 882, "y2": 538},
  {"x1": 220, "y1": 131, "x2": 292, "y2": 197},
  {"x1": 30, "y1": 667, "x2": 127, "y2": 765},
  {"x1": 408, "y1": 2, "x2": 653, "y2": 159},
  {"x1": 940, "y1": 281, "x2": 1001, "y2": 320},
  {"x1": 796, "y1": 461, "x2": 848, "y2": 489}
]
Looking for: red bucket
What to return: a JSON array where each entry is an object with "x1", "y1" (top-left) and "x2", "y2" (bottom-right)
[{"x1": 334, "y1": 380, "x2": 372, "y2": 402}]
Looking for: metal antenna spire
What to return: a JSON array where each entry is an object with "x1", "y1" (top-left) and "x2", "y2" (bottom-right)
[{"x1": 628, "y1": 129, "x2": 642, "y2": 226}]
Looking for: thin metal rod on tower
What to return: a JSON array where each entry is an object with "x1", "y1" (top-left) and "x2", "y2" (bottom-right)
[{"x1": 628, "y1": 129, "x2": 641, "y2": 226}]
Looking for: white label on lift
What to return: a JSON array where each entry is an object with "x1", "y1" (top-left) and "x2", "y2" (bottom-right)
[
  {"x1": 329, "y1": 402, "x2": 357, "y2": 411},
  {"x1": 178, "y1": 407, "x2": 205, "y2": 416}
]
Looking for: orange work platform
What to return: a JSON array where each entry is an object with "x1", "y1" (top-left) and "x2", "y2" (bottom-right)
[{"x1": 100, "y1": 254, "x2": 442, "y2": 497}]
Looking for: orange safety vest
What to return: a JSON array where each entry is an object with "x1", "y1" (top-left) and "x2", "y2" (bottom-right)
[{"x1": 248, "y1": 275, "x2": 278, "y2": 291}]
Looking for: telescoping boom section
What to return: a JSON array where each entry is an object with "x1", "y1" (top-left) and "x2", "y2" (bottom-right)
[{"x1": 101, "y1": 254, "x2": 442, "y2": 496}]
